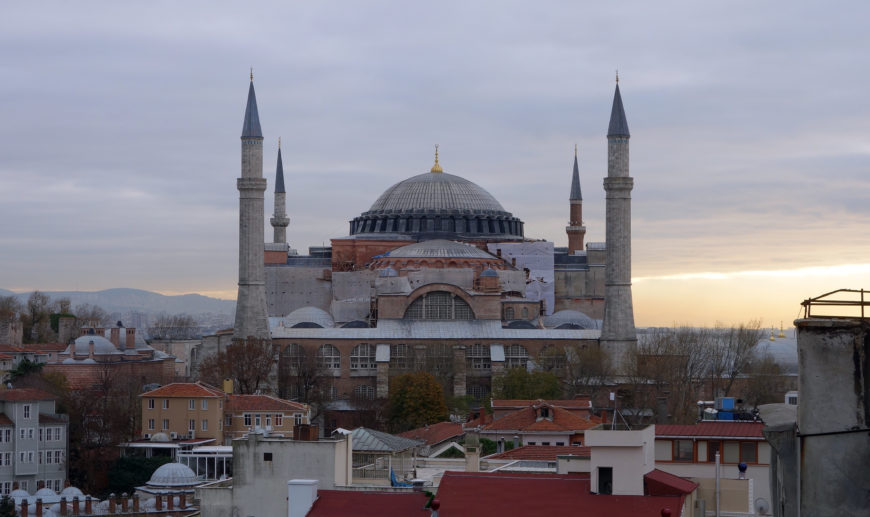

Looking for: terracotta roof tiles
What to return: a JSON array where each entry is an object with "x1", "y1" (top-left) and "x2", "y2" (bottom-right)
[
  {"x1": 483, "y1": 404, "x2": 599, "y2": 433},
  {"x1": 226, "y1": 394, "x2": 307, "y2": 412},
  {"x1": 644, "y1": 469, "x2": 699, "y2": 496},
  {"x1": 0, "y1": 388, "x2": 57, "y2": 401},
  {"x1": 140, "y1": 382, "x2": 225, "y2": 398},
  {"x1": 398, "y1": 421, "x2": 463, "y2": 446},
  {"x1": 309, "y1": 490, "x2": 430, "y2": 517},
  {"x1": 655, "y1": 422, "x2": 764, "y2": 439}
]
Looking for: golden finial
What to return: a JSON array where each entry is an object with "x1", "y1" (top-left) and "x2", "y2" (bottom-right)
[
  {"x1": 769, "y1": 328, "x2": 775, "y2": 341},
  {"x1": 430, "y1": 144, "x2": 443, "y2": 173},
  {"x1": 778, "y1": 321, "x2": 786, "y2": 338},
  {"x1": 250, "y1": 67, "x2": 254, "y2": 81}
]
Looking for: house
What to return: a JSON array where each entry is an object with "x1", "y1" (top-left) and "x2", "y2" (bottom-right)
[
  {"x1": 490, "y1": 397, "x2": 593, "y2": 421},
  {"x1": 480, "y1": 400, "x2": 600, "y2": 448},
  {"x1": 0, "y1": 388, "x2": 69, "y2": 496},
  {"x1": 224, "y1": 393, "x2": 309, "y2": 442},
  {"x1": 397, "y1": 421, "x2": 463, "y2": 457}
]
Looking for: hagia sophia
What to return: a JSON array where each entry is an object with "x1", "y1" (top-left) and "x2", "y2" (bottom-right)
[{"x1": 204, "y1": 76, "x2": 638, "y2": 403}]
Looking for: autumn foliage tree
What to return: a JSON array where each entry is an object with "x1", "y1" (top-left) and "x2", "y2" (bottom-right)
[
  {"x1": 387, "y1": 372, "x2": 449, "y2": 432},
  {"x1": 198, "y1": 338, "x2": 275, "y2": 394}
]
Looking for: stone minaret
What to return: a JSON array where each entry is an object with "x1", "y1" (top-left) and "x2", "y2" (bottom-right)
[
  {"x1": 233, "y1": 75, "x2": 270, "y2": 341},
  {"x1": 270, "y1": 140, "x2": 289, "y2": 243},
  {"x1": 566, "y1": 145, "x2": 586, "y2": 254},
  {"x1": 600, "y1": 79, "x2": 637, "y2": 372}
]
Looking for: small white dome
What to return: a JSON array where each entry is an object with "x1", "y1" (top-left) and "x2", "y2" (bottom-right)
[
  {"x1": 60, "y1": 486, "x2": 84, "y2": 497},
  {"x1": 35, "y1": 487, "x2": 57, "y2": 497},
  {"x1": 147, "y1": 462, "x2": 198, "y2": 487},
  {"x1": 10, "y1": 488, "x2": 29, "y2": 498},
  {"x1": 283, "y1": 307, "x2": 334, "y2": 328},
  {"x1": 71, "y1": 335, "x2": 122, "y2": 355},
  {"x1": 150, "y1": 432, "x2": 170, "y2": 442}
]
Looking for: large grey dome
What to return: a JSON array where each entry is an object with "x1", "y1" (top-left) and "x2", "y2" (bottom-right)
[
  {"x1": 350, "y1": 169, "x2": 524, "y2": 241},
  {"x1": 147, "y1": 462, "x2": 198, "y2": 487}
]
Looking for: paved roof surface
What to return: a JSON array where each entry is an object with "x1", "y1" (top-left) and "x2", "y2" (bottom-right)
[
  {"x1": 643, "y1": 469, "x2": 699, "y2": 496},
  {"x1": 488, "y1": 445, "x2": 590, "y2": 461},
  {"x1": 309, "y1": 490, "x2": 430, "y2": 517},
  {"x1": 656, "y1": 422, "x2": 764, "y2": 439},
  {"x1": 352, "y1": 427, "x2": 423, "y2": 452},
  {"x1": 141, "y1": 382, "x2": 224, "y2": 398},
  {"x1": 0, "y1": 388, "x2": 56, "y2": 401},
  {"x1": 226, "y1": 394, "x2": 306, "y2": 412},
  {"x1": 483, "y1": 404, "x2": 600, "y2": 433},
  {"x1": 436, "y1": 471, "x2": 685, "y2": 517},
  {"x1": 397, "y1": 421, "x2": 463, "y2": 446}
]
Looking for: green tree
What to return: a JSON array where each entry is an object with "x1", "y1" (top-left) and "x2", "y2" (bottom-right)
[
  {"x1": 106, "y1": 456, "x2": 173, "y2": 497},
  {"x1": 7, "y1": 358, "x2": 44, "y2": 380},
  {"x1": 0, "y1": 494, "x2": 16, "y2": 517},
  {"x1": 493, "y1": 368, "x2": 561, "y2": 400},
  {"x1": 387, "y1": 372, "x2": 449, "y2": 432}
]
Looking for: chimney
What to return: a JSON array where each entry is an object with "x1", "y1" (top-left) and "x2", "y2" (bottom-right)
[
  {"x1": 294, "y1": 424, "x2": 319, "y2": 441},
  {"x1": 430, "y1": 499, "x2": 440, "y2": 517},
  {"x1": 125, "y1": 328, "x2": 135, "y2": 350},
  {"x1": 464, "y1": 433, "x2": 480, "y2": 473},
  {"x1": 108, "y1": 494, "x2": 116, "y2": 513},
  {"x1": 84, "y1": 496, "x2": 92, "y2": 514},
  {"x1": 288, "y1": 480, "x2": 319, "y2": 517},
  {"x1": 35, "y1": 498, "x2": 42, "y2": 517},
  {"x1": 88, "y1": 340, "x2": 95, "y2": 359},
  {"x1": 133, "y1": 494, "x2": 140, "y2": 512},
  {"x1": 120, "y1": 493, "x2": 127, "y2": 512},
  {"x1": 20, "y1": 499, "x2": 28, "y2": 517},
  {"x1": 59, "y1": 497, "x2": 67, "y2": 516},
  {"x1": 71, "y1": 496, "x2": 79, "y2": 516},
  {"x1": 155, "y1": 494, "x2": 162, "y2": 510},
  {"x1": 513, "y1": 435, "x2": 520, "y2": 449},
  {"x1": 167, "y1": 493, "x2": 174, "y2": 510},
  {"x1": 223, "y1": 378, "x2": 234, "y2": 394},
  {"x1": 109, "y1": 327, "x2": 120, "y2": 347}
]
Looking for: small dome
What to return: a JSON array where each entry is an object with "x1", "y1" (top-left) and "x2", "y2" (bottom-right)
[
  {"x1": 481, "y1": 268, "x2": 498, "y2": 277},
  {"x1": 70, "y1": 335, "x2": 122, "y2": 356},
  {"x1": 150, "y1": 432, "x2": 170, "y2": 442},
  {"x1": 10, "y1": 489, "x2": 29, "y2": 498},
  {"x1": 60, "y1": 486, "x2": 84, "y2": 498},
  {"x1": 147, "y1": 462, "x2": 198, "y2": 487},
  {"x1": 35, "y1": 487, "x2": 57, "y2": 497},
  {"x1": 284, "y1": 307, "x2": 334, "y2": 329},
  {"x1": 543, "y1": 310, "x2": 595, "y2": 329}
]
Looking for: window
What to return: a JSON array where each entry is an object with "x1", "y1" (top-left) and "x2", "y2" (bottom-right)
[
  {"x1": 317, "y1": 344, "x2": 341, "y2": 369},
  {"x1": 724, "y1": 441, "x2": 740, "y2": 463},
  {"x1": 466, "y1": 344, "x2": 491, "y2": 371},
  {"x1": 53, "y1": 450, "x2": 61, "y2": 464},
  {"x1": 202, "y1": 400, "x2": 208, "y2": 410},
  {"x1": 188, "y1": 419, "x2": 195, "y2": 432},
  {"x1": 504, "y1": 344, "x2": 529, "y2": 369},
  {"x1": 275, "y1": 414, "x2": 283, "y2": 427},
  {"x1": 740, "y1": 442, "x2": 757, "y2": 463},
  {"x1": 266, "y1": 415, "x2": 272, "y2": 427},
  {"x1": 39, "y1": 428, "x2": 43, "y2": 441},
  {"x1": 19, "y1": 429, "x2": 25, "y2": 440},
  {"x1": 542, "y1": 442, "x2": 550, "y2": 446},
  {"x1": 255, "y1": 414, "x2": 261, "y2": 427},
  {"x1": 148, "y1": 399, "x2": 155, "y2": 409},
  {"x1": 244, "y1": 414, "x2": 252, "y2": 426},
  {"x1": 162, "y1": 419, "x2": 169, "y2": 430},
  {"x1": 707, "y1": 440, "x2": 721, "y2": 462},
  {"x1": 18, "y1": 452, "x2": 24, "y2": 463},
  {"x1": 0, "y1": 430, "x2": 8, "y2": 442},
  {"x1": 27, "y1": 428, "x2": 33, "y2": 440},
  {"x1": 504, "y1": 307, "x2": 515, "y2": 320},
  {"x1": 1, "y1": 482, "x2": 10, "y2": 495},
  {"x1": 263, "y1": 452, "x2": 273, "y2": 462},
  {"x1": 189, "y1": 399, "x2": 195, "y2": 410},
  {"x1": 294, "y1": 413, "x2": 303, "y2": 425},
  {"x1": 404, "y1": 291, "x2": 473, "y2": 320},
  {"x1": 26, "y1": 451, "x2": 33, "y2": 463},
  {"x1": 38, "y1": 451, "x2": 43, "y2": 464},
  {"x1": 226, "y1": 414, "x2": 233, "y2": 427},
  {"x1": 673, "y1": 440, "x2": 693, "y2": 462},
  {"x1": 353, "y1": 385, "x2": 375, "y2": 400},
  {"x1": 202, "y1": 419, "x2": 208, "y2": 431},
  {"x1": 556, "y1": 442, "x2": 565, "y2": 446},
  {"x1": 468, "y1": 384, "x2": 490, "y2": 401},
  {"x1": 23, "y1": 405, "x2": 31, "y2": 419},
  {"x1": 390, "y1": 344, "x2": 411, "y2": 369},
  {"x1": 521, "y1": 307, "x2": 529, "y2": 319},
  {"x1": 19, "y1": 481, "x2": 27, "y2": 492},
  {"x1": 163, "y1": 399, "x2": 169, "y2": 409},
  {"x1": 350, "y1": 343, "x2": 376, "y2": 371},
  {"x1": 281, "y1": 344, "x2": 303, "y2": 374},
  {"x1": 148, "y1": 419, "x2": 155, "y2": 430}
]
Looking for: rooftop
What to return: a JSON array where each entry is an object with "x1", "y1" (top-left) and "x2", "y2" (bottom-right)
[
  {"x1": 309, "y1": 490, "x2": 430, "y2": 517},
  {"x1": 352, "y1": 427, "x2": 423, "y2": 453},
  {"x1": 483, "y1": 404, "x2": 600, "y2": 433},
  {"x1": 227, "y1": 394, "x2": 307, "y2": 412},
  {"x1": 488, "y1": 445, "x2": 590, "y2": 461},
  {"x1": 397, "y1": 421, "x2": 464, "y2": 446},
  {"x1": 0, "y1": 388, "x2": 56, "y2": 402},
  {"x1": 655, "y1": 421, "x2": 764, "y2": 439},
  {"x1": 141, "y1": 382, "x2": 225, "y2": 399}
]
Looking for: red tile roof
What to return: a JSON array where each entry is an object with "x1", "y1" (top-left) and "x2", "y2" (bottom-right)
[
  {"x1": 397, "y1": 421, "x2": 464, "y2": 446},
  {"x1": 0, "y1": 415, "x2": 12, "y2": 426},
  {"x1": 483, "y1": 404, "x2": 600, "y2": 433},
  {"x1": 463, "y1": 412, "x2": 492, "y2": 429},
  {"x1": 644, "y1": 469, "x2": 698, "y2": 496},
  {"x1": 309, "y1": 490, "x2": 430, "y2": 517},
  {"x1": 492, "y1": 398, "x2": 592, "y2": 409},
  {"x1": 38, "y1": 414, "x2": 66, "y2": 424},
  {"x1": 488, "y1": 445, "x2": 590, "y2": 461},
  {"x1": 226, "y1": 394, "x2": 307, "y2": 412},
  {"x1": 31, "y1": 343, "x2": 68, "y2": 352},
  {"x1": 0, "y1": 388, "x2": 57, "y2": 401},
  {"x1": 0, "y1": 354, "x2": 13, "y2": 360},
  {"x1": 656, "y1": 422, "x2": 764, "y2": 439},
  {"x1": 0, "y1": 345, "x2": 27, "y2": 354},
  {"x1": 140, "y1": 382, "x2": 225, "y2": 398},
  {"x1": 436, "y1": 471, "x2": 686, "y2": 517}
]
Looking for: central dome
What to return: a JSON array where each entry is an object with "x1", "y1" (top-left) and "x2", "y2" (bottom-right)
[
  {"x1": 369, "y1": 172, "x2": 507, "y2": 213},
  {"x1": 350, "y1": 167, "x2": 524, "y2": 241}
]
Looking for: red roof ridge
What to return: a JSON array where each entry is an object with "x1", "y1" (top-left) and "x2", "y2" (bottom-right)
[{"x1": 141, "y1": 381, "x2": 225, "y2": 398}]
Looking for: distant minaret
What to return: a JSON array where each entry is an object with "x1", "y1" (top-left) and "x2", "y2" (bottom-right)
[
  {"x1": 234, "y1": 73, "x2": 270, "y2": 341},
  {"x1": 270, "y1": 139, "x2": 289, "y2": 244},
  {"x1": 566, "y1": 145, "x2": 586, "y2": 254},
  {"x1": 600, "y1": 76, "x2": 637, "y2": 372}
]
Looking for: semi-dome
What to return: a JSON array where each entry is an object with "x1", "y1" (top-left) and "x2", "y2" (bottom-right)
[
  {"x1": 543, "y1": 310, "x2": 596, "y2": 330},
  {"x1": 349, "y1": 164, "x2": 524, "y2": 241},
  {"x1": 283, "y1": 307, "x2": 335, "y2": 329},
  {"x1": 147, "y1": 462, "x2": 199, "y2": 487},
  {"x1": 384, "y1": 240, "x2": 496, "y2": 260}
]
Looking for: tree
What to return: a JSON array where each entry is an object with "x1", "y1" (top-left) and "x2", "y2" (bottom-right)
[
  {"x1": 493, "y1": 368, "x2": 561, "y2": 400},
  {"x1": 148, "y1": 313, "x2": 200, "y2": 340},
  {"x1": 387, "y1": 372, "x2": 449, "y2": 432},
  {"x1": 72, "y1": 303, "x2": 110, "y2": 327},
  {"x1": 564, "y1": 344, "x2": 612, "y2": 403},
  {"x1": 0, "y1": 296, "x2": 22, "y2": 321},
  {"x1": 709, "y1": 320, "x2": 765, "y2": 397},
  {"x1": 277, "y1": 344, "x2": 331, "y2": 422},
  {"x1": 23, "y1": 291, "x2": 53, "y2": 343},
  {"x1": 106, "y1": 456, "x2": 172, "y2": 496},
  {"x1": 742, "y1": 353, "x2": 786, "y2": 407},
  {"x1": 0, "y1": 494, "x2": 16, "y2": 517},
  {"x1": 198, "y1": 338, "x2": 275, "y2": 394},
  {"x1": 7, "y1": 358, "x2": 44, "y2": 380}
]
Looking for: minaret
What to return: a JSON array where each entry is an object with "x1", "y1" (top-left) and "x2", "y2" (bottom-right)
[
  {"x1": 600, "y1": 77, "x2": 637, "y2": 373},
  {"x1": 270, "y1": 139, "x2": 289, "y2": 243},
  {"x1": 566, "y1": 145, "x2": 586, "y2": 254},
  {"x1": 234, "y1": 73, "x2": 270, "y2": 341}
]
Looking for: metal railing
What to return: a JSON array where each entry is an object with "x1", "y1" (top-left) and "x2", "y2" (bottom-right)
[{"x1": 801, "y1": 289, "x2": 869, "y2": 319}]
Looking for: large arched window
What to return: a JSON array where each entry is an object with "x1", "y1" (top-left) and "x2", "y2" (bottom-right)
[
  {"x1": 505, "y1": 344, "x2": 529, "y2": 369},
  {"x1": 350, "y1": 343, "x2": 376, "y2": 371},
  {"x1": 317, "y1": 344, "x2": 341, "y2": 370},
  {"x1": 353, "y1": 384, "x2": 375, "y2": 400},
  {"x1": 404, "y1": 291, "x2": 473, "y2": 320},
  {"x1": 466, "y1": 344, "x2": 491, "y2": 371}
]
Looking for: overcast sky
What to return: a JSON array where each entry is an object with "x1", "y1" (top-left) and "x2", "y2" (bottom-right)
[{"x1": 1, "y1": 1, "x2": 868, "y2": 326}]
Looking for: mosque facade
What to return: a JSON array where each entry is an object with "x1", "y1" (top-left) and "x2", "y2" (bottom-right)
[{"x1": 222, "y1": 77, "x2": 636, "y2": 403}]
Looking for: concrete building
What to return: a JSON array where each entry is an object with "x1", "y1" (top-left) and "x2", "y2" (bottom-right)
[
  {"x1": 760, "y1": 289, "x2": 870, "y2": 517},
  {"x1": 215, "y1": 78, "x2": 640, "y2": 403},
  {"x1": 0, "y1": 388, "x2": 68, "y2": 496}
]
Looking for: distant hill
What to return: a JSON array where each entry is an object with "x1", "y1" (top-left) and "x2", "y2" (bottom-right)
[{"x1": 1, "y1": 288, "x2": 235, "y2": 321}]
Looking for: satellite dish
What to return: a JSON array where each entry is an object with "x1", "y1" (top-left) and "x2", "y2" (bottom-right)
[{"x1": 755, "y1": 497, "x2": 771, "y2": 515}]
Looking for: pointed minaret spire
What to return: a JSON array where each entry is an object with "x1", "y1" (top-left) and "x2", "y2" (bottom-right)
[
  {"x1": 566, "y1": 145, "x2": 586, "y2": 254},
  {"x1": 271, "y1": 140, "x2": 290, "y2": 244},
  {"x1": 607, "y1": 79, "x2": 630, "y2": 138},
  {"x1": 241, "y1": 75, "x2": 263, "y2": 138}
]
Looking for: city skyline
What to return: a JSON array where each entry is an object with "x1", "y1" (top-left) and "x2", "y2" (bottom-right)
[{"x1": 1, "y1": 2, "x2": 868, "y2": 327}]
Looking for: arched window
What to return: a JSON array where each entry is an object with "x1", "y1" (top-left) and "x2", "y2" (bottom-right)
[
  {"x1": 350, "y1": 343, "x2": 376, "y2": 371},
  {"x1": 404, "y1": 291, "x2": 473, "y2": 320},
  {"x1": 317, "y1": 344, "x2": 341, "y2": 370},
  {"x1": 466, "y1": 344, "x2": 491, "y2": 371},
  {"x1": 390, "y1": 344, "x2": 410, "y2": 370},
  {"x1": 505, "y1": 344, "x2": 529, "y2": 369},
  {"x1": 353, "y1": 384, "x2": 375, "y2": 401},
  {"x1": 280, "y1": 343, "x2": 303, "y2": 373},
  {"x1": 504, "y1": 307, "x2": 515, "y2": 320}
]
